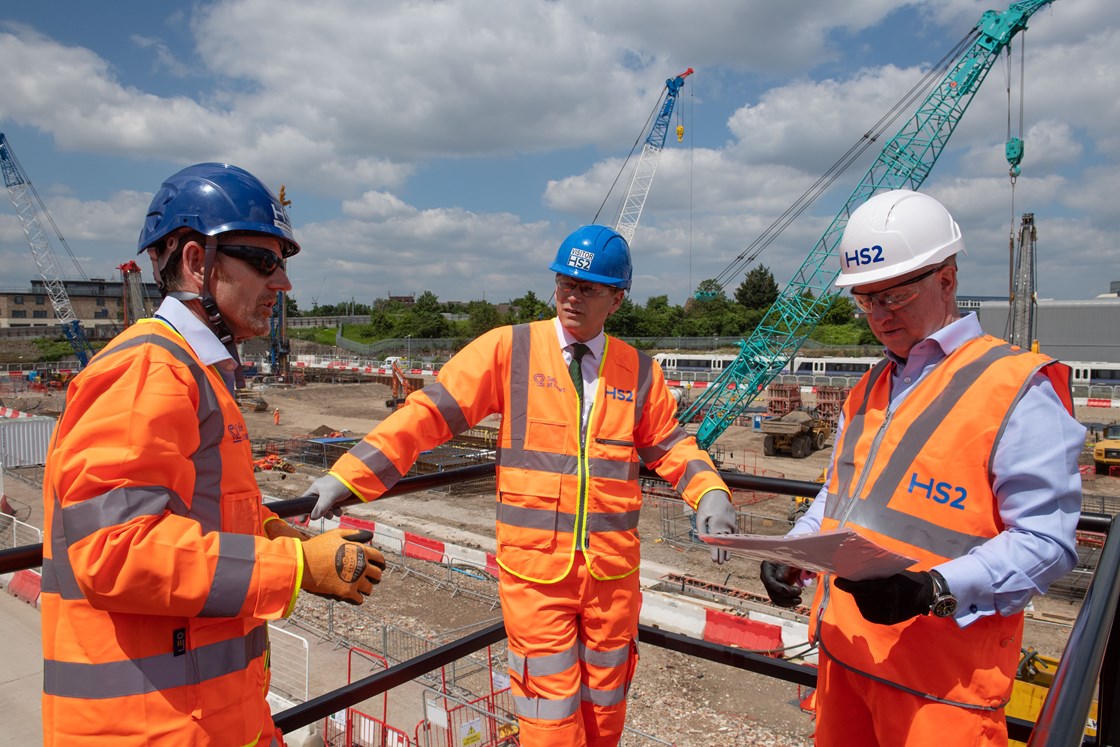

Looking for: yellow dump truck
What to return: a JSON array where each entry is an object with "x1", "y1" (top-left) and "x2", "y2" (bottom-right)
[{"x1": 1093, "y1": 423, "x2": 1120, "y2": 475}]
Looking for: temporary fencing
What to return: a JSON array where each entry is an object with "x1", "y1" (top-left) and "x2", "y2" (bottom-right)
[{"x1": 268, "y1": 622, "x2": 311, "y2": 703}]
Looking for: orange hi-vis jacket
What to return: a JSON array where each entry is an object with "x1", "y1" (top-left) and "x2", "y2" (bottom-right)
[
  {"x1": 332, "y1": 319, "x2": 727, "y2": 583},
  {"x1": 811, "y1": 335, "x2": 1074, "y2": 709},
  {"x1": 41, "y1": 318, "x2": 302, "y2": 746}
]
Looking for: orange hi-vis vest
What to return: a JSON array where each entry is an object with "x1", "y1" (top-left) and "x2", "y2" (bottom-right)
[
  {"x1": 332, "y1": 319, "x2": 727, "y2": 583},
  {"x1": 811, "y1": 335, "x2": 1074, "y2": 710},
  {"x1": 41, "y1": 318, "x2": 301, "y2": 746}
]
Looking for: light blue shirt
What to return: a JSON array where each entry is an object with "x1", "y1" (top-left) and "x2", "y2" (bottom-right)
[
  {"x1": 793, "y1": 313, "x2": 1085, "y2": 627},
  {"x1": 153, "y1": 296, "x2": 239, "y2": 395}
]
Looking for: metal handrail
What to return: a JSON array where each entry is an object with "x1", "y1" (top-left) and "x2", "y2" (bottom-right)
[{"x1": 3, "y1": 465, "x2": 1113, "y2": 745}]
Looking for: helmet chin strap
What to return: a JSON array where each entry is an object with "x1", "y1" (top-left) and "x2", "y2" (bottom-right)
[{"x1": 197, "y1": 237, "x2": 245, "y2": 389}]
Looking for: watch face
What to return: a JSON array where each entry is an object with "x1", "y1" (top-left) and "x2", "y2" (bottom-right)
[{"x1": 932, "y1": 595, "x2": 958, "y2": 618}]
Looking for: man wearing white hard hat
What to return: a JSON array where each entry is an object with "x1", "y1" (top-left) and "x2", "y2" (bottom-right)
[{"x1": 759, "y1": 190, "x2": 1084, "y2": 746}]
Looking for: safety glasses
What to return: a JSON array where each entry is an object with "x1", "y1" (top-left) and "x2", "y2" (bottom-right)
[
  {"x1": 850, "y1": 264, "x2": 945, "y2": 313},
  {"x1": 217, "y1": 245, "x2": 286, "y2": 276},
  {"x1": 555, "y1": 275, "x2": 616, "y2": 299}
]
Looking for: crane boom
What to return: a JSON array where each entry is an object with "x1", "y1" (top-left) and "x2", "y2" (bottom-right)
[
  {"x1": 614, "y1": 68, "x2": 693, "y2": 245},
  {"x1": 0, "y1": 133, "x2": 95, "y2": 367},
  {"x1": 680, "y1": 1, "x2": 1055, "y2": 449}
]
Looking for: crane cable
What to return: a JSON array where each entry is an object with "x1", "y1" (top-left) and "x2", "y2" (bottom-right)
[
  {"x1": 1005, "y1": 34, "x2": 1027, "y2": 299},
  {"x1": 705, "y1": 29, "x2": 978, "y2": 293},
  {"x1": 592, "y1": 88, "x2": 665, "y2": 226}
]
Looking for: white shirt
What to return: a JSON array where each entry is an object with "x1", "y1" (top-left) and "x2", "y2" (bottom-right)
[
  {"x1": 153, "y1": 296, "x2": 239, "y2": 394},
  {"x1": 553, "y1": 316, "x2": 606, "y2": 424}
]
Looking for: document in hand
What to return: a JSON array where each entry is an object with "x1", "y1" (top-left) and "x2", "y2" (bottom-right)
[{"x1": 700, "y1": 528, "x2": 917, "y2": 581}]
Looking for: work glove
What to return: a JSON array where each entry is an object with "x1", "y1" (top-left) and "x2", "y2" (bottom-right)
[
  {"x1": 263, "y1": 516, "x2": 313, "y2": 541},
  {"x1": 304, "y1": 474, "x2": 357, "y2": 521},
  {"x1": 299, "y1": 528, "x2": 386, "y2": 605},
  {"x1": 833, "y1": 571, "x2": 933, "y2": 626},
  {"x1": 695, "y1": 490, "x2": 737, "y2": 564},
  {"x1": 760, "y1": 561, "x2": 806, "y2": 608}
]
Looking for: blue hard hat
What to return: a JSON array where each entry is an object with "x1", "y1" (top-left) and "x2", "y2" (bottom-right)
[
  {"x1": 549, "y1": 224, "x2": 632, "y2": 290},
  {"x1": 137, "y1": 162, "x2": 300, "y2": 257}
]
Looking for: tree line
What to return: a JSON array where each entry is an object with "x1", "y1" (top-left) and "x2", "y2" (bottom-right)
[{"x1": 289, "y1": 266, "x2": 878, "y2": 349}]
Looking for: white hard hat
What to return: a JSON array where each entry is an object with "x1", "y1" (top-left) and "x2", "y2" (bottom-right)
[{"x1": 835, "y1": 189, "x2": 966, "y2": 288}]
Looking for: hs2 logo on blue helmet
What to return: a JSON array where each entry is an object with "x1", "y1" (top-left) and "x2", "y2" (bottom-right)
[
  {"x1": 844, "y1": 244, "x2": 885, "y2": 268},
  {"x1": 566, "y1": 248, "x2": 595, "y2": 271}
]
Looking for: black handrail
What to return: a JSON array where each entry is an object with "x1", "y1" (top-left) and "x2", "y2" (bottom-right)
[
  {"x1": 1028, "y1": 512, "x2": 1119, "y2": 746},
  {"x1": 0, "y1": 463, "x2": 826, "y2": 574},
  {"x1": 4, "y1": 465, "x2": 1113, "y2": 745}
]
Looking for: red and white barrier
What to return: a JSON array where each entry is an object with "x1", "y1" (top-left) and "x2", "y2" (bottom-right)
[{"x1": 0, "y1": 407, "x2": 35, "y2": 418}]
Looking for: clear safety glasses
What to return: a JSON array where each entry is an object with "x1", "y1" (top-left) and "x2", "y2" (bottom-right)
[
  {"x1": 555, "y1": 275, "x2": 616, "y2": 299},
  {"x1": 217, "y1": 244, "x2": 286, "y2": 276},
  {"x1": 850, "y1": 264, "x2": 945, "y2": 314}
]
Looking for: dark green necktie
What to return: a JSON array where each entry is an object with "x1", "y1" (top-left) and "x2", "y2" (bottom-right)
[{"x1": 569, "y1": 343, "x2": 589, "y2": 403}]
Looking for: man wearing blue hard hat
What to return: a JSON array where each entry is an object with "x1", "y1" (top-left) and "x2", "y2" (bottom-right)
[
  {"x1": 41, "y1": 163, "x2": 385, "y2": 745},
  {"x1": 304, "y1": 224, "x2": 737, "y2": 746}
]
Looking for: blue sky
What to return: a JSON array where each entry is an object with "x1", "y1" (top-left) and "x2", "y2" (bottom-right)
[{"x1": 0, "y1": 0, "x2": 1116, "y2": 310}]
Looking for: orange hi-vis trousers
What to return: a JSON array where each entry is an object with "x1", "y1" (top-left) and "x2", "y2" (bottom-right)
[
  {"x1": 813, "y1": 650, "x2": 1010, "y2": 747},
  {"x1": 500, "y1": 558, "x2": 641, "y2": 747}
]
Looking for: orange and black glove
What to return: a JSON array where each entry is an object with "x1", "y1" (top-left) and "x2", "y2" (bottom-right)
[{"x1": 300, "y1": 529, "x2": 386, "y2": 604}]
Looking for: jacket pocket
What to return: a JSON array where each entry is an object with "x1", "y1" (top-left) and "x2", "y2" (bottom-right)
[
  {"x1": 525, "y1": 418, "x2": 569, "y2": 452},
  {"x1": 497, "y1": 471, "x2": 564, "y2": 550},
  {"x1": 222, "y1": 487, "x2": 264, "y2": 534}
]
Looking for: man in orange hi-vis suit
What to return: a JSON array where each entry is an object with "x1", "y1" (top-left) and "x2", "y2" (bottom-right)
[
  {"x1": 303, "y1": 225, "x2": 739, "y2": 746},
  {"x1": 41, "y1": 163, "x2": 385, "y2": 746}
]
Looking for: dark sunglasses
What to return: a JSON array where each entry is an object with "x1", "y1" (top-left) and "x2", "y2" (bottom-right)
[{"x1": 216, "y1": 244, "x2": 286, "y2": 276}]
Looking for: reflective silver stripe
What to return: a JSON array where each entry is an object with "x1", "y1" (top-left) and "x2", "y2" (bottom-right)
[
  {"x1": 86, "y1": 330, "x2": 227, "y2": 533},
  {"x1": 637, "y1": 426, "x2": 689, "y2": 465},
  {"x1": 200, "y1": 532, "x2": 257, "y2": 617},
  {"x1": 833, "y1": 345, "x2": 1020, "y2": 558},
  {"x1": 580, "y1": 682, "x2": 626, "y2": 707},
  {"x1": 496, "y1": 504, "x2": 639, "y2": 534},
  {"x1": 674, "y1": 459, "x2": 718, "y2": 493},
  {"x1": 830, "y1": 359, "x2": 893, "y2": 508},
  {"x1": 508, "y1": 646, "x2": 579, "y2": 677},
  {"x1": 508, "y1": 324, "x2": 532, "y2": 446},
  {"x1": 423, "y1": 381, "x2": 470, "y2": 436},
  {"x1": 589, "y1": 457, "x2": 638, "y2": 481},
  {"x1": 634, "y1": 352, "x2": 653, "y2": 431},
  {"x1": 496, "y1": 448, "x2": 577, "y2": 474},
  {"x1": 43, "y1": 623, "x2": 268, "y2": 699},
  {"x1": 579, "y1": 640, "x2": 629, "y2": 668},
  {"x1": 59, "y1": 486, "x2": 182, "y2": 544},
  {"x1": 512, "y1": 692, "x2": 581, "y2": 721},
  {"x1": 348, "y1": 440, "x2": 405, "y2": 489},
  {"x1": 587, "y1": 510, "x2": 640, "y2": 533},
  {"x1": 496, "y1": 448, "x2": 637, "y2": 481},
  {"x1": 497, "y1": 503, "x2": 573, "y2": 533}
]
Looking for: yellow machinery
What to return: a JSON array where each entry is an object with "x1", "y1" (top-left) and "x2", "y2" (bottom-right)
[{"x1": 1008, "y1": 648, "x2": 1097, "y2": 745}]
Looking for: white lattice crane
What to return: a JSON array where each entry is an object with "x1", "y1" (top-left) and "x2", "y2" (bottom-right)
[{"x1": 0, "y1": 133, "x2": 95, "y2": 366}]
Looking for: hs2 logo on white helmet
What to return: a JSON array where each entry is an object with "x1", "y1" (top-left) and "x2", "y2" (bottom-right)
[{"x1": 844, "y1": 244, "x2": 885, "y2": 268}]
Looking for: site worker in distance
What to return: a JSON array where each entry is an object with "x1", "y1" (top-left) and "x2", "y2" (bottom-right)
[
  {"x1": 305, "y1": 224, "x2": 739, "y2": 747},
  {"x1": 760, "y1": 190, "x2": 1084, "y2": 746},
  {"x1": 41, "y1": 163, "x2": 385, "y2": 746}
]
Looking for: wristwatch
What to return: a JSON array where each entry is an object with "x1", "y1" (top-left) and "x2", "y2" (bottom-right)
[{"x1": 928, "y1": 569, "x2": 958, "y2": 618}]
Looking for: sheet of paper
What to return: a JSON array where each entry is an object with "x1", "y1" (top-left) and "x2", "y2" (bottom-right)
[{"x1": 700, "y1": 528, "x2": 917, "y2": 581}]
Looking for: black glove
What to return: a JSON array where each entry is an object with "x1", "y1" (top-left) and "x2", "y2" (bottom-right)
[
  {"x1": 833, "y1": 571, "x2": 933, "y2": 626},
  {"x1": 760, "y1": 561, "x2": 804, "y2": 608}
]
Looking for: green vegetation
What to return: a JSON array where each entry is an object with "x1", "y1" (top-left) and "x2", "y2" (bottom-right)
[
  {"x1": 289, "y1": 264, "x2": 873, "y2": 349},
  {"x1": 33, "y1": 337, "x2": 83, "y2": 362}
]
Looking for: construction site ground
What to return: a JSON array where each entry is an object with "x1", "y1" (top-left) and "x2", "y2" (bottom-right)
[{"x1": 4, "y1": 378, "x2": 1119, "y2": 747}]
